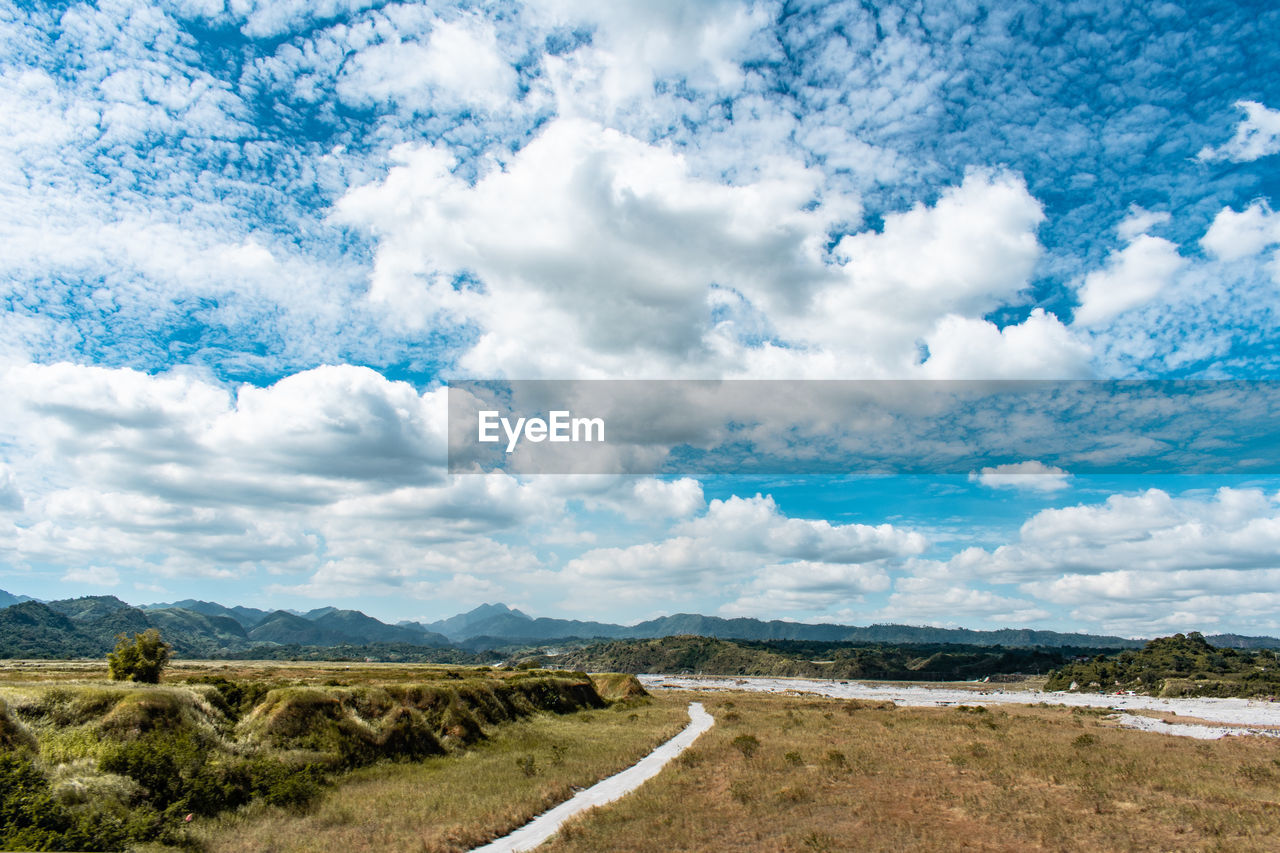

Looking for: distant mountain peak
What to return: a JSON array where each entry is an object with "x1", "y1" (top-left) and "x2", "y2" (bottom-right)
[
  {"x1": 0, "y1": 589, "x2": 37, "y2": 608},
  {"x1": 469, "y1": 602, "x2": 532, "y2": 621}
]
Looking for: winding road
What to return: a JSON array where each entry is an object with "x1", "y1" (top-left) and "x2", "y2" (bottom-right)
[{"x1": 470, "y1": 701, "x2": 714, "y2": 853}]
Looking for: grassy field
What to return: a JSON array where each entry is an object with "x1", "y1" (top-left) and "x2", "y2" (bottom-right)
[
  {"x1": 190, "y1": 693, "x2": 688, "y2": 852},
  {"x1": 541, "y1": 690, "x2": 1280, "y2": 853},
  {"x1": 6, "y1": 661, "x2": 1280, "y2": 851}
]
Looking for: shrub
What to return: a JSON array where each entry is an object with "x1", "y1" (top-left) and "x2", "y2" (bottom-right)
[
  {"x1": 98, "y1": 731, "x2": 323, "y2": 819},
  {"x1": 107, "y1": 630, "x2": 171, "y2": 684},
  {"x1": 0, "y1": 753, "x2": 138, "y2": 851},
  {"x1": 731, "y1": 733, "x2": 760, "y2": 758},
  {"x1": 0, "y1": 697, "x2": 37, "y2": 753}
]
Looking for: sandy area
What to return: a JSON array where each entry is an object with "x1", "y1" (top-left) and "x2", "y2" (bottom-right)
[
  {"x1": 1105, "y1": 712, "x2": 1280, "y2": 740},
  {"x1": 641, "y1": 675, "x2": 1280, "y2": 738}
]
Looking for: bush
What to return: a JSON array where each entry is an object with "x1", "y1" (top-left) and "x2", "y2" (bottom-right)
[
  {"x1": 0, "y1": 753, "x2": 137, "y2": 851},
  {"x1": 731, "y1": 733, "x2": 760, "y2": 758},
  {"x1": 107, "y1": 630, "x2": 171, "y2": 684},
  {"x1": 98, "y1": 731, "x2": 323, "y2": 818}
]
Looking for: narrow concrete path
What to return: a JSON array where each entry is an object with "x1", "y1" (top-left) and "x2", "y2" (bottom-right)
[{"x1": 470, "y1": 702, "x2": 714, "y2": 853}]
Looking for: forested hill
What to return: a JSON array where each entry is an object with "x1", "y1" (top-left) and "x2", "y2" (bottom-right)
[
  {"x1": 3, "y1": 590, "x2": 1279, "y2": 659},
  {"x1": 1044, "y1": 632, "x2": 1280, "y2": 698},
  {"x1": 544, "y1": 635, "x2": 1110, "y2": 681},
  {"x1": 0, "y1": 596, "x2": 450, "y2": 658}
]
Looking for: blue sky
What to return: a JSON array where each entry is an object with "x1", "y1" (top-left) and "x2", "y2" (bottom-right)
[{"x1": 3, "y1": 0, "x2": 1280, "y2": 636}]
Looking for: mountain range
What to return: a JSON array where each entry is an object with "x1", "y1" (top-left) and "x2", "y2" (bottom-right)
[{"x1": 2, "y1": 589, "x2": 1278, "y2": 658}]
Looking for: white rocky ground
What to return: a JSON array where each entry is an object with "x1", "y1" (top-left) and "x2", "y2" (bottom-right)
[{"x1": 640, "y1": 675, "x2": 1280, "y2": 738}]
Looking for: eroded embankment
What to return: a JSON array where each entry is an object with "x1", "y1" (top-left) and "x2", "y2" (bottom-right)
[{"x1": 0, "y1": 670, "x2": 617, "y2": 851}]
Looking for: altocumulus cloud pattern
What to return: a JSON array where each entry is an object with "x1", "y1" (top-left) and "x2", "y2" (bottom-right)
[{"x1": 3, "y1": 0, "x2": 1280, "y2": 638}]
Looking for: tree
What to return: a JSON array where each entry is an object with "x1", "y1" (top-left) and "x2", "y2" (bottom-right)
[{"x1": 107, "y1": 629, "x2": 171, "y2": 683}]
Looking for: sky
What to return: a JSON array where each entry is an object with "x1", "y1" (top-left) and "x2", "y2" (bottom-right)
[{"x1": 3, "y1": 0, "x2": 1280, "y2": 637}]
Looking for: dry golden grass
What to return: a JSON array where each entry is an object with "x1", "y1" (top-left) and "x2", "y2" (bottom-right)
[
  {"x1": 0, "y1": 659, "x2": 542, "y2": 687},
  {"x1": 189, "y1": 693, "x2": 689, "y2": 853},
  {"x1": 542, "y1": 691, "x2": 1280, "y2": 853}
]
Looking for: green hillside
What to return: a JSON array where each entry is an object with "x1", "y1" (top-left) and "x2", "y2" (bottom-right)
[
  {"x1": 1044, "y1": 632, "x2": 1280, "y2": 697},
  {"x1": 547, "y1": 635, "x2": 1096, "y2": 680}
]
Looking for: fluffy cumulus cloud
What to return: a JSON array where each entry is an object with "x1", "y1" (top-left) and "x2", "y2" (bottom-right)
[
  {"x1": 928, "y1": 488, "x2": 1280, "y2": 635},
  {"x1": 1078, "y1": 198, "x2": 1280, "y2": 375},
  {"x1": 1201, "y1": 201, "x2": 1280, "y2": 277},
  {"x1": 1073, "y1": 209, "x2": 1186, "y2": 327},
  {"x1": 558, "y1": 494, "x2": 926, "y2": 617},
  {"x1": 339, "y1": 130, "x2": 1091, "y2": 378},
  {"x1": 969, "y1": 461, "x2": 1070, "y2": 493},
  {"x1": 0, "y1": 362, "x2": 566, "y2": 608},
  {"x1": 529, "y1": 0, "x2": 770, "y2": 116},
  {"x1": 335, "y1": 117, "x2": 845, "y2": 376},
  {"x1": 1198, "y1": 101, "x2": 1280, "y2": 163},
  {"x1": 874, "y1": 578, "x2": 1051, "y2": 629},
  {"x1": 335, "y1": 10, "x2": 518, "y2": 112}
]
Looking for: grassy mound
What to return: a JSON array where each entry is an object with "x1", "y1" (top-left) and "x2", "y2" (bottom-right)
[
  {"x1": 238, "y1": 674, "x2": 605, "y2": 766},
  {"x1": 589, "y1": 673, "x2": 650, "y2": 703}
]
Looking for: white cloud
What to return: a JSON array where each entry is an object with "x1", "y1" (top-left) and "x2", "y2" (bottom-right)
[
  {"x1": 335, "y1": 117, "x2": 844, "y2": 377},
  {"x1": 1197, "y1": 100, "x2": 1280, "y2": 163},
  {"x1": 1074, "y1": 224, "x2": 1186, "y2": 327},
  {"x1": 337, "y1": 14, "x2": 517, "y2": 111},
  {"x1": 926, "y1": 488, "x2": 1280, "y2": 634},
  {"x1": 339, "y1": 123, "x2": 1082, "y2": 379},
  {"x1": 0, "y1": 464, "x2": 22, "y2": 511},
  {"x1": 559, "y1": 494, "x2": 925, "y2": 615},
  {"x1": 531, "y1": 0, "x2": 769, "y2": 113},
  {"x1": 1116, "y1": 207, "x2": 1171, "y2": 242},
  {"x1": 874, "y1": 577, "x2": 1050, "y2": 628},
  {"x1": 719, "y1": 559, "x2": 892, "y2": 618},
  {"x1": 797, "y1": 170, "x2": 1052, "y2": 377},
  {"x1": 229, "y1": 0, "x2": 384, "y2": 39},
  {"x1": 969, "y1": 461, "x2": 1070, "y2": 492},
  {"x1": 1201, "y1": 201, "x2": 1280, "y2": 263},
  {"x1": 0, "y1": 362, "x2": 560, "y2": 597},
  {"x1": 919, "y1": 309, "x2": 1091, "y2": 379},
  {"x1": 574, "y1": 477, "x2": 706, "y2": 521},
  {"x1": 62, "y1": 565, "x2": 121, "y2": 587}
]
